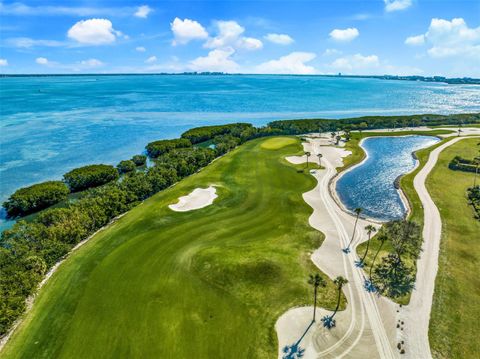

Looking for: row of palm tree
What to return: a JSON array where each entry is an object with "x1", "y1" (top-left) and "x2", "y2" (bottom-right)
[
  {"x1": 308, "y1": 273, "x2": 348, "y2": 329},
  {"x1": 355, "y1": 224, "x2": 376, "y2": 268},
  {"x1": 362, "y1": 221, "x2": 420, "y2": 295},
  {"x1": 304, "y1": 151, "x2": 324, "y2": 169}
]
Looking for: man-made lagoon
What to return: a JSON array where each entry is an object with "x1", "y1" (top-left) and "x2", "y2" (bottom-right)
[{"x1": 336, "y1": 135, "x2": 440, "y2": 221}]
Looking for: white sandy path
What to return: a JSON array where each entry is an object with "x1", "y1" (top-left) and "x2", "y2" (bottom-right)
[
  {"x1": 169, "y1": 186, "x2": 217, "y2": 212},
  {"x1": 399, "y1": 135, "x2": 479, "y2": 359},
  {"x1": 279, "y1": 140, "x2": 398, "y2": 359}
]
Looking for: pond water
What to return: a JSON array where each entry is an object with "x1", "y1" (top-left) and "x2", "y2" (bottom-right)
[{"x1": 335, "y1": 135, "x2": 440, "y2": 221}]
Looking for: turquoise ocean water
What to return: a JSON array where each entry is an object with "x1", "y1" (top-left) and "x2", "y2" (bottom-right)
[{"x1": 1, "y1": 74, "x2": 480, "y2": 228}]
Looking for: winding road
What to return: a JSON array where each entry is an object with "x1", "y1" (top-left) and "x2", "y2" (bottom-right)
[{"x1": 401, "y1": 135, "x2": 479, "y2": 359}]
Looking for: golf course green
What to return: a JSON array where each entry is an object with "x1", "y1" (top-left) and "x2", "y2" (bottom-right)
[{"x1": 1, "y1": 137, "x2": 343, "y2": 359}]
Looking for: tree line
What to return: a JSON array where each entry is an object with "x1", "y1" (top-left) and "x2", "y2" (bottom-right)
[
  {"x1": 0, "y1": 122, "x2": 273, "y2": 337},
  {"x1": 3, "y1": 157, "x2": 147, "y2": 218},
  {"x1": 268, "y1": 113, "x2": 480, "y2": 135},
  {"x1": 1, "y1": 114, "x2": 478, "y2": 338}
]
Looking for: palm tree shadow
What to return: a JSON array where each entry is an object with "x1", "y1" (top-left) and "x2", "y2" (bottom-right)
[{"x1": 282, "y1": 319, "x2": 315, "y2": 359}]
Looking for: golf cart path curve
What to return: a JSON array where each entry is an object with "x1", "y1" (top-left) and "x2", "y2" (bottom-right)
[
  {"x1": 278, "y1": 138, "x2": 397, "y2": 359},
  {"x1": 400, "y1": 135, "x2": 480, "y2": 359}
]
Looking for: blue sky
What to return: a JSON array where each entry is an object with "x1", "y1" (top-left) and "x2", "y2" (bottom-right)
[{"x1": 0, "y1": 0, "x2": 479, "y2": 76}]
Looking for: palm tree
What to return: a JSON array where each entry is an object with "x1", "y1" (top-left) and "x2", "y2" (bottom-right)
[
  {"x1": 317, "y1": 153, "x2": 323, "y2": 167},
  {"x1": 355, "y1": 225, "x2": 376, "y2": 268},
  {"x1": 305, "y1": 151, "x2": 311, "y2": 169},
  {"x1": 321, "y1": 276, "x2": 348, "y2": 329},
  {"x1": 343, "y1": 207, "x2": 362, "y2": 253},
  {"x1": 330, "y1": 131, "x2": 336, "y2": 143},
  {"x1": 308, "y1": 273, "x2": 326, "y2": 321},
  {"x1": 364, "y1": 234, "x2": 388, "y2": 292},
  {"x1": 335, "y1": 135, "x2": 341, "y2": 145}
]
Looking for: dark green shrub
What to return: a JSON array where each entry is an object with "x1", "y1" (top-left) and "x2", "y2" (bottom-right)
[
  {"x1": 449, "y1": 156, "x2": 477, "y2": 173},
  {"x1": 117, "y1": 160, "x2": 136, "y2": 174},
  {"x1": 63, "y1": 164, "x2": 119, "y2": 192},
  {"x1": 2, "y1": 181, "x2": 70, "y2": 218},
  {"x1": 181, "y1": 123, "x2": 253, "y2": 144},
  {"x1": 131, "y1": 154, "x2": 147, "y2": 166},
  {"x1": 145, "y1": 138, "x2": 191, "y2": 158}
]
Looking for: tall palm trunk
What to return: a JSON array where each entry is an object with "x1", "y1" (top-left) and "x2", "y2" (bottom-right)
[
  {"x1": 331, "y1": 285, "x2": 342, "y2": 319},
  {"x1": 369, "y1": 240, "x2": 385, "y2": 278},
  {"x1": 313, "y1": 286, "x2": 317, "y2": 321},
  {"x1": 360, "y1": 234, "x2": 371, "y2": 263},
  {"x1": 346, "y1": 212, "x2": 360, "y2": 249}
]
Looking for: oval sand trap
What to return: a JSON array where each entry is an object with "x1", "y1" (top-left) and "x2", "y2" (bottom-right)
[
  {"x1": 169, "y1": 186, "x2": 218, "y2": 212},
  {"x1": 260, "y1": 137, "x2": 297, "y2": 150}
]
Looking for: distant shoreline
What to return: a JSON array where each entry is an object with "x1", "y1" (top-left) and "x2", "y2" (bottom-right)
[{"x1": 1, "y1": 72, "x2": 479, "y2": 85}]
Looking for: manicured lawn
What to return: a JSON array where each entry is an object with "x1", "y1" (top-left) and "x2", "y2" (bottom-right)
[
  {"x1": 400, "y1": 138, "x2": 450, "y2": 225},
  {"x1": 1, "y1": 137, "x2": 342, "y2": 359},
  {"x1": 260, "y1": 137, "x2": 298, "y2": 150},
  {"x1": 427, "y1": 138, "x2": 480, "y2": 359}
]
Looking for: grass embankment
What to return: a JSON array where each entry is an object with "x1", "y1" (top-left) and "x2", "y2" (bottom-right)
[
  {"x1": 345, "y1": 130, "x2": 452, "y2": 305},
  {"x1": 2, "y1": 137, "x2": 342, "y2": 359},
  {"x1": 399, "y1": 138, "x2": 450, "y2": 224},
  {"x1": 427, "y1": 138, "x2": 480, "y2": 359}
]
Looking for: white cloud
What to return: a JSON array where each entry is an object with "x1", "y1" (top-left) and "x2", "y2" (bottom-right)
[
  {"x1": 405, "y1": 34, "x2": 425, "y2": 46},
  {"x1": 6, "y1": 37, "x2": 63, "y2": 48},
  {"x1": 67, "y1": 18, "x2": 120, "y2": 45},
  {"x1": 239, "y1": 37, "x2": 263, "y2": 50},
  {"x1": 329, "y1": 28, "x2": 359, "y2": 42},
  {"x1": 407, "y1": 18, "x2": 480, "y2": 59},
  {"x1": 189, "y1": 47, "x2": 239, "y2": 73},
  {"x1": 0, "y1": 2, "x2": 133, "y2": 17},
  {"x1": 145, "y1": 56, "x2": 157, "y2": 64},
  {"x1": 205, "y1": 20, "x2": 263, "y2": 51},
  {"x1": 323, "y1": 48, "x2": 342, "y2": 56},
  {"x1": 36, "y1": 57, "x2": 49, "y2": 65},
  {"x1": 136, "y1": 46, "x2": 146, "y2": 52},
  {"x1": 0, "y1": 59, "x2": 8, "y2": 66},
  {"x1": 205, "y1": 21, "x2": 243, "y2": 48},
  {"x1": 264, "y1": 33, "x2": 294, "y2": 45},
  {"x1": 79, "y1": 58, "x2": 104, "y2": 67},
  {"x1": 171, "y1": 18, "x2": 208, "y2": 45},
  {"x1": 330, "y1": 54, "x2": 380, "y2": 72},
  {"x1": 426, "y1": 18, "x2": 480, "y2": 58},
  {"x1": 384, "y1": 0, "x2": 412, "y2": 12},
  {"x1": 134, "y1": 5, "x2": 152, "y2": 18},
  {"x1": 255, "y1": 52, "x2": 317, "y2": 74}
]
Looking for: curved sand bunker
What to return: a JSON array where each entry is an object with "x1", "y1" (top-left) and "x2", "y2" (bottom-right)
[
  {"x1": 277, "y1": 134, "x2": 479, "y2": 358},
  {"x1": 278, "y1": 138, "x2": 398, "y2": 359},
  {"x1": 169, "y1": 186, "x2": 218, "y2": 212}
]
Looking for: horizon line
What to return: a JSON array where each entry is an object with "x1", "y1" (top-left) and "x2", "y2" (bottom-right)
[{"x1": 0, "y1": 72, "x2": 479, "y2": 81}]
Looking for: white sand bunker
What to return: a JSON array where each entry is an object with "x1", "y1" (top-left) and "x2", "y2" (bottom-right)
[{"x1": 169, "y1": 186, "x2": 218, "y2": 212}]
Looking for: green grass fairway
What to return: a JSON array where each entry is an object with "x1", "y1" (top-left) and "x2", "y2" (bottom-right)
[
  {"x1": 260, "y1": 137, "x2": 298, "y2": 150},
  {"x1": 427, "y1": 138, "x2": 480, "y2": 359},
  {"x1": 2, "y1": 137, "x2": 343, "y2": 359}
]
